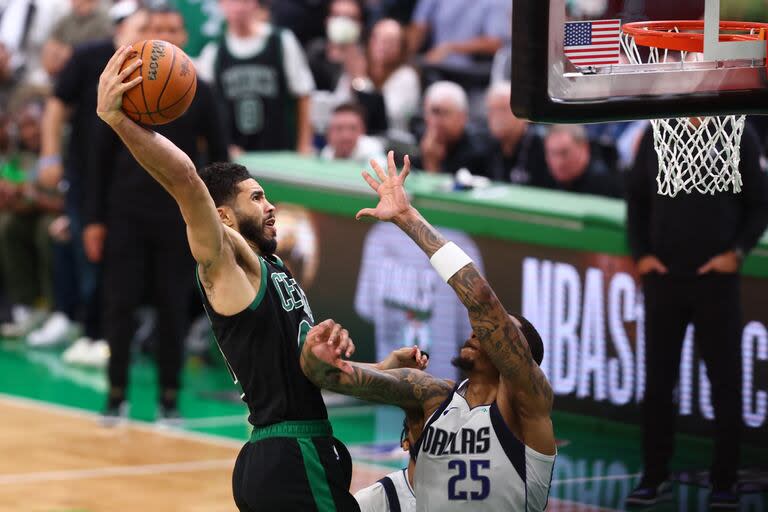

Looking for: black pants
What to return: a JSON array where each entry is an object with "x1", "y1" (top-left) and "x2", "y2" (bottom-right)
[
  {"x1": 641, "y1": 273, "x2": 742, "y2": 489},
  {"x1": 103, "y1": 216, "x2": 193, "y2": 392},
  {"x1": 232, "y1": 437, "x2": 360, "y2": 512}
]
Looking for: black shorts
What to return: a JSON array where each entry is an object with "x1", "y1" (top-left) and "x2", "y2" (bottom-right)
[{"x1": 232, "y1": 421, "x2": 359, "y2": 512}]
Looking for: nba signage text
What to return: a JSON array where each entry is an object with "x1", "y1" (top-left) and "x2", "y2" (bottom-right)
[{"x1": 522, "y1": 257, "x2": 767, "y2": 429}]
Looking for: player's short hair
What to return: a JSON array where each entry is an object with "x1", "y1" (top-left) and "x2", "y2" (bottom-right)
[
  {"x1": 198, "y1": 162, "x2": 252, "y2": 207},
  {"x1": 511, "y1": 313, "x2": 544, "y2": 366}
]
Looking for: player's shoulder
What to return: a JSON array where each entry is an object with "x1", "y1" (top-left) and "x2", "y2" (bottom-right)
[{"x1": 353, "y1": 479, "x2": 387, "y2": 512}]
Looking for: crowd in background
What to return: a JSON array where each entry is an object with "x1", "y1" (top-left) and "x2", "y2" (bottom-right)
[{"x1": 0, "y1": 0, "x2": 766, "y2": 417}]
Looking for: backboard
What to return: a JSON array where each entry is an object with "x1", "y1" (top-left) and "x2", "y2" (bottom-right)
[{"x1": 511, "y1": 0, "x2": 768, "y2": 123}]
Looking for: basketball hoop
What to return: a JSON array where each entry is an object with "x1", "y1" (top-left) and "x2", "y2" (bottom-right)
[{"x1": 620, "y1": 21, "x2": 768, "y2": 196}]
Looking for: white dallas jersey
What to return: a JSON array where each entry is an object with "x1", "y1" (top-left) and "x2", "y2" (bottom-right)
[
  {"x1": 354, "y1": 468, "x2": 416, "y2": 512},
  {"x1": 414, "y1": 380, "x2": 556, "y2": 511}
]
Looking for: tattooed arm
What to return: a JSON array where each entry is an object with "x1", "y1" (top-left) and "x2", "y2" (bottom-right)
[
  {"x1": 300, "y1": 320, "x2": 452, "y2": 417},
  {"x1": 355, "y1": 153, "x2": 554, "y2": 418}
]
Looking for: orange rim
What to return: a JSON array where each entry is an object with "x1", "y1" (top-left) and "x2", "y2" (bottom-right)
[{"x1": 622, "y1": 20, "x2": 768, "y2": 53}]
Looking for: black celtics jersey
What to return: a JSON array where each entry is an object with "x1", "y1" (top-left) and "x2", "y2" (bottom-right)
[
  {"x1": 197, "y1": 254, "x2": 327, "y2": 426},
  {"x1": 213, "y1": 28, "x2": 297, "y2": 151}
]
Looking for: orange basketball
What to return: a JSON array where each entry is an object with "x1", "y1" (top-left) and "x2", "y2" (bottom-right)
[{"x1": 120, "y1": 40, "x2": 197, "y2": 125}]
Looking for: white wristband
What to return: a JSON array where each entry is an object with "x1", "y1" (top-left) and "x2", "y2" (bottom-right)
[{"x1": 430, "y1": 242, "x2": 473, "y2": 282}]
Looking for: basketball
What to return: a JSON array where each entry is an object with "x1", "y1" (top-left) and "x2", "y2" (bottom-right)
[{"x1": 119, "y1": 40, "x2": 197, "y2": 125}]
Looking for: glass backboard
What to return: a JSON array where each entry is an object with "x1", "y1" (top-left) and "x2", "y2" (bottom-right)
[{"x1": 511, "y1": 0, "x2": 768, "y2": 123}]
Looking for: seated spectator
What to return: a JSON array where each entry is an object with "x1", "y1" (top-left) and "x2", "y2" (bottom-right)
[
  {"x1": 543, "y1": 124, "x2": 623, "y2": 198},
  {"x1": 0, "y1": 0, "x2": 70, "y2": 88},
  {"x1": 0, "y1": 98, "x2": 63, "y2": 340},
  {"x1": 270, "y1": 0, "x2": 334, "y2": 47},
  {"x1": 306, "y1": 0, "x2": 365, "y2": 92},
  {"x1": 197, "y1": 0, "x2": 315, "y2": 156},
  {"x1": 40, "y1": 0, "x2": 113, "y2": 80},
  {"x1": 334, "y1": 18, "x2": 420, "y2": 134},
  {"x1": 320, "y1": 103, "x2": 386, "y2": 164},
  {"x1": 407, "y1": 0, "x2": 510, "y2": 70},
  {"x1": 411, "y1": 81, "x2": 489, "y2": 176},
  {"x1": 367, "y1": 0, "x2": 419, "y2": 26},
  {"x1": 485, "y1": 81, "x2": 552, "y2": 187}
]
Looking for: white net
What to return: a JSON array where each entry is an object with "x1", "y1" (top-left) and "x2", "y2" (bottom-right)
[{"x1": 620, "y1": 27, "x2": 746, "y2": 196}]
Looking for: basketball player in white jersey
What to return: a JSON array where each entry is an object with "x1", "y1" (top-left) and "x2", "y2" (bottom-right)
[
  {"x1": 301, "y1": 152, "x2": 557, "y2": 511},
  {"x1": 354, "y1": 416, "x2": 419, "y2": 512}
]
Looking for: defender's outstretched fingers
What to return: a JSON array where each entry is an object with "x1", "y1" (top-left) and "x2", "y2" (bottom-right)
[
  {"x1": 386, "y1": 151, "x2": 397, "y2": 177},
  {"x1": 370, "y1": 158, "x2": 388, "y2": 181},
  {"x1": 355, "y1": 208, "x2": 377, "y2": 220},
  {"x1": 400, "y1": 155, "x2": 411, "y2": 181},
  {"x1": 361, "y1": 171, "x2": 380, "y2": 192}
]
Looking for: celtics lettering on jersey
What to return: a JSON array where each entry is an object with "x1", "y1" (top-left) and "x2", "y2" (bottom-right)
[{"x1": 271, "y1": 272, "x2": 311, "y2": 316}]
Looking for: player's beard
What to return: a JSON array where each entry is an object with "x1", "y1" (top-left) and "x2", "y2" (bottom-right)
[
  {"x1": 451, "y1": 355, "x2": 474, "y2": 372},
  {"x1": 238, "y1": 215, "x2": 277, "y2": 256}
]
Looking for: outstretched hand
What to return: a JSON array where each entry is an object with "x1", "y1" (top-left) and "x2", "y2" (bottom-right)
[
  {"x1": 97, "y1": 45, "x2": 143, "y2": 126},
  {"x1": 379, "y1": 346, "x2": 429, "y2": 371},
  {"x1": 356, "y1": 151, "x2": 413, "y2": 222},
  {"x1": 304, "y1": 319, "x2": 356, "y2": 375}
]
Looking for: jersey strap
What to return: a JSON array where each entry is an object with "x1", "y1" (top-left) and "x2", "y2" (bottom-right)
[
  {"x1": 377, "y1": 476, "x2": 401, "y2": 512},
  {"x1": 410, "y1": 379, "x2": 463, "y2": 461},
  {"x1": 489, "y1": 401, "x2": 527, "y2": 483}
]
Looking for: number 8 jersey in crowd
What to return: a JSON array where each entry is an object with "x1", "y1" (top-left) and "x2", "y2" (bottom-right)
[{"x1": 413, "y1": 380, "x2": 556, "y2": 511}]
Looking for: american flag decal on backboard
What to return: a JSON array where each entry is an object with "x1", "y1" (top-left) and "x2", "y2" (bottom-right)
[{"x1": 564, "y1": 19, "x2": 621, "y2": 67}]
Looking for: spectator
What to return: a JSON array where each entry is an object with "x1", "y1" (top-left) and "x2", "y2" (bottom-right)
[
  {"x1": 306, "y1": 0, "x2": 365, "y2": 92},
  {"x1": 0, "y1": 98, "x2": 62, "y2": 340},
  {"x1": 485, "y1": 81, "x2": 552, "y2": 187},
  {"x1": 411, "y1": 81, "x2": 489, "y2": 175},
  {"x1": 40, "y1": 0, "x2": 113, "y2": 80},
  {"x1": 83, "y1": 5, "x2": 228, "y2": 422},
  {"x1": 407, "y1": 0, "x2": 510, "y2": 69},
  {"x1": 334, "y1": 18, "x2": 420, "y2": 134},
  {"x1": 35, "y1": 2, "x2": 149, "y2": 366},
  {"x1": 367, "y1": 0, "x2": 418, "y2": 26},
  {"x1": 270, "y1": 0, "x2": 331, "y2": 47},
  {"x1": 320, "y1": 103, "x2": 385, "y2": 164},
  {"x1": 625, "y1": 123, "x2": 768, "y2": 508},
  {"x1": 543, "y1": 124, "x2": 622, "y2": 197},
  {"x1": 0, "y1": 0, "x2": 70, "y2": 88},
  {"x1": 197, "y1": 0, "x2": 315, "y2": 156}
]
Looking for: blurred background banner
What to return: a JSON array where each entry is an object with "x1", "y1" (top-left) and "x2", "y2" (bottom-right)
[{"x1": 255, "y1": 153, "x2": 768, "y2": 445}]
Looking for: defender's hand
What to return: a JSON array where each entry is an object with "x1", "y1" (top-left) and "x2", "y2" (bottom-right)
[
  {"x1": 97, "y1": 45, "x2": 143, "y2": 126},
  {"x1": 379, "y1": 346, "x2": 429, "y2": 371},
  {"x1": 304, "y1": 320, "x2": 355, "y2": 375},
  {"x1": 356, "y1": 151, "x2": 413, "y2": 222}
]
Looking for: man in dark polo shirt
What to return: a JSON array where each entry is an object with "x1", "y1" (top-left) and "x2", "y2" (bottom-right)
[
  {"x1": 36, "y1": 2, "x2": 149, "y2": 365},
  {"x1": 411, "y1": 80, "x2": 489, "y2": 176}
]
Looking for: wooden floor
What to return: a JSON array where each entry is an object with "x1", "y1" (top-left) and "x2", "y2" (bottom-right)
[
  {"x1": 0, "y1": 397, "x2": 239, "y2": 512},
  {"x1": 0, "y1": 396, "x2": 393, "y2": 512}
]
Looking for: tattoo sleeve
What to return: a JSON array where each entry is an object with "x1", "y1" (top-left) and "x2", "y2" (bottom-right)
[
  {"x1": 393, "y1": 209, "x2": 553, "y2": 408},
  {"x1": 302, "y1": 350, "x2": 452, "y2": 415}
]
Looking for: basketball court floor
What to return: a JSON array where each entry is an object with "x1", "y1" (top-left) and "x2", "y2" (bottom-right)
[{"x1": 0, "y1": 339, "x2": 765, "y2": 511}]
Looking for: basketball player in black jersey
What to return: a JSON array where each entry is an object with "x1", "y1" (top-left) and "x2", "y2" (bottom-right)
[{"x1": 97, "y1": 46, "x2": 359, "y2": 512}]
